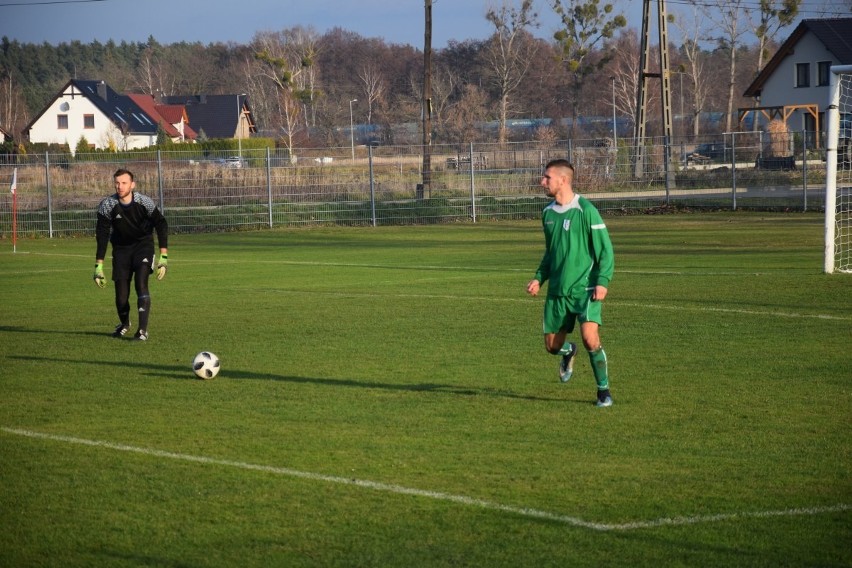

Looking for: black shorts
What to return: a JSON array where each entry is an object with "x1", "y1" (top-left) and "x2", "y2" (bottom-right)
[{"x1": 111, "y1": 240, "x2": 155, "y2": 281}]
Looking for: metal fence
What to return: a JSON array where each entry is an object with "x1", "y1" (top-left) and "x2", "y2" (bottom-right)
[{"x1": 0, "y1": 132, "x2": 827, "y2": 238}]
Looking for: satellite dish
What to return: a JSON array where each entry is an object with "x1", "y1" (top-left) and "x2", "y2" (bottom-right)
[{"x1": 60, "y1": 102, "x2": 70, "y2": 111}]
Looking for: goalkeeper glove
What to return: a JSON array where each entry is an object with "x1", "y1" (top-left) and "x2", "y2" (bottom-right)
[
  {"x1": 156, "y1": 253, "x2": 168, "y2": 281},
  {"x1": 93, "y1": 262, "x2": 106, "y2": 289}
]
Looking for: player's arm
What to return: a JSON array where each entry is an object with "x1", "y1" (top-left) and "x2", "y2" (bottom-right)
[
  {"x1": 95, "y1": 212, "x2": 111, "y2": 261},
  {"x1": 93, "y1": 211, "x2": 111, "y2": 288},
  {"x1": 150, "y1": 207, "x2": 169, "y2": 280},
  {"x1": 587, "y1": 206, "x2": 614, "y2": 296}
]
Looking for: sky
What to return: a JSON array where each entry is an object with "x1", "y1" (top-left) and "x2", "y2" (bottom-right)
[
  {"x1": 0, "y1": 0, "x2": 841, "y2": 49},
  {"x1": 3, "y1": 0, "x2": 641, "y2": 48}
]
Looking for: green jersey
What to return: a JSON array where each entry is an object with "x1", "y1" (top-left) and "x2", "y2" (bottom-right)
[{"x1": 534, "y1": 194, "x2": 614, "y2": 298}]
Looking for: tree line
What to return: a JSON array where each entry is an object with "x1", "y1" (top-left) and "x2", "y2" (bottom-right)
[{"x1": 2, "y1": 0, "x2": 843, "y2": 153}]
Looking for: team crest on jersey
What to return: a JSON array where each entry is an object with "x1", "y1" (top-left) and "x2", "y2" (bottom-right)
[{"x1": 563, "y1": 219, "x2": 571, "y2": 231}]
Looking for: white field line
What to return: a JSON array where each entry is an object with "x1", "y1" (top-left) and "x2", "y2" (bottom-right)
[
  {"x1": 3, "y1": 426, "x2": 849, "y2": 532},
  {"x1": 0, "y1": 251, "x2": 810, "y2": 275},
  {"x1": 260, "y1": 289, "x2": 852, "y2": 322},
  {"x1": 4, "y1": 253, "x2": 848, "y2": 321}
]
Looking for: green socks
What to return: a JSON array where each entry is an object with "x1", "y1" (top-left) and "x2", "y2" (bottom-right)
[
  {"x1": 588, "y1": 347, "x2": 609, "y2": 390},
  {"x1": 558, "y1": 341, "x2": 575, "y2": 357}
]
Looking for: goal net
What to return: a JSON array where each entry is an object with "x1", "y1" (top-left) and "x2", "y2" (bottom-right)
[{"x1": 825, "y1": 65, "x2": 852, "y2": 273}]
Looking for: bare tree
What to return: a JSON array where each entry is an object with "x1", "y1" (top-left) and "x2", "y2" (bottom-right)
[
  {"x1": 608, "y1": 30, "x2": 648, "y2": 138},
  {"x1": 0, "y1": 72, "x2": 28, "y2": 140},
  {"x1": 444, "y1": 83, "x2": 490, "y2": 143},
  {"x1": 358, "y1": 62, "x2": 387, "y2": 125},
  {"x1": 694, "y1": 0, "x2": 748, "y2": 133},
  {"x1": 253, "y1": 29, "x2": 317, "y2": 154},
  {"x1": 429, "y1": 65, "x2": 464, "y2": 142},
  {"x1": 281, "y1": 26, "x2": 322, "y2": 128},
  {"x1": 751, "y1": 0, "x2": 800, "y2": 74},
  {"x1": 134, "y1": 48, "x2": 183, "y2": 99},
  {"x1": 484, "y1": 0, "x2": 538, "y2": 144},
  {"x1": 550, "y1": 0, "x2": 627, "y2": 136},
  {"x1": 672, "y1": 5, "x2": 712, "y2": 136},
  {"x1": 746, "y1": 0, "x2": 801, "y2": 130}
]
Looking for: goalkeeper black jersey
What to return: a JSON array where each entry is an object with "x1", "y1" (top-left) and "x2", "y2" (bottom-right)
[{"x1": 95, "y1": 192, "x2": 168, "y2": 260}]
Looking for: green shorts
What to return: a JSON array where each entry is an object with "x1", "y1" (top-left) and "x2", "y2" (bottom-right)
[{"x1": 542, "y1": 291, "x2": 603, "y2": 334}]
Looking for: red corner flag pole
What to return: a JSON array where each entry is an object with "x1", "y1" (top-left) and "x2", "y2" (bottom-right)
[{"x1": 10, "y1": 167, "x2": 17, "y2": 253}]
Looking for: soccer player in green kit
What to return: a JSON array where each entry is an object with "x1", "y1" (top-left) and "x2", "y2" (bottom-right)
[{"x1": 526, "y1": 159, "x2": 614, "y2": 407}]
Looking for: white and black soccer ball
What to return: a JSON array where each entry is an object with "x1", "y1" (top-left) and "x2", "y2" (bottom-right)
[{"x1": 193, "y1": 351, "x2": 220, "y2": 379}]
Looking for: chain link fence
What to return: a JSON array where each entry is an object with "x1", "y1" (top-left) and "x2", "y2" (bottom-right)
[{"x1": 0, "y1": 132, "x2": 827, "y2": 238}]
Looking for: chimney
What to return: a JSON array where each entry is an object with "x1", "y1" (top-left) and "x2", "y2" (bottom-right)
[{"x1": 97, "y1": 80, "x2": 107, "y2": 101}]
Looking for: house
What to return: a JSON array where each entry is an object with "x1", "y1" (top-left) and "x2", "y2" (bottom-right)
[
  {"x1": 125, "y1": 94, "x2": 197, "y2": 143},
  {"x1": 161, "y1": 94, "x2": 256, "y2": 141},
  {"x1": 741, "y1": 18, "x2": 852, "y2": 138},
  {"x1": 24, "y1": 79, "x2": 160, "y2": 151},
  {"x1": 0, "y1": 125, "x2": 11, "y2": 143}
]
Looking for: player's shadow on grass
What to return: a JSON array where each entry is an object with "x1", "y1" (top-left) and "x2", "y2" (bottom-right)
[
  {"x1": 9, "y1": 355, "x2": 567, "y2": 403},
  {"x1": 0, "y1": 325, "x2": 106, "y2": 337}
]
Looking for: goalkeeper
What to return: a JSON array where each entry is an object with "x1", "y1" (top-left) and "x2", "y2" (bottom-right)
[
  {"x1": 93, "y1": 168, "x2": 169, "y2": 341},
  {"x1": 526, "y1": 159, "x2": 615, "y2": 407}
]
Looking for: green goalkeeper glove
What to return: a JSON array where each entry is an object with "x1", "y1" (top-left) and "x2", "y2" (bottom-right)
[
  {"x1": 93, "y1": 262, "x2": 106, "y2": 289},
  {"x1": 156, "y1": 254, "x2": 168, "y2": 281}
]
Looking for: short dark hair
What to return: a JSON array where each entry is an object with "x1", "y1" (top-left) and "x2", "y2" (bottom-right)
[
  {"x1": 113, "y1": 168, "x2": 134, "y2": 181},
  {"x1": 545, "y1": 159, "x2": 574, "y2": 173}
]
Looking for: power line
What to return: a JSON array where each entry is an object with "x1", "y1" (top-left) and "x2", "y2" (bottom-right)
[{"x1": 0, "y1": 0, "x2": 109, "y2": 6}]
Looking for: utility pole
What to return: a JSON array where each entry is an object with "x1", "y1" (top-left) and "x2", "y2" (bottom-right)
[
  {"x1": 420, "y1": 0, "x2": 432, "y2": 200},
  {"x1": 634, "y1": 0, "x2": 673, "y2": 183}
]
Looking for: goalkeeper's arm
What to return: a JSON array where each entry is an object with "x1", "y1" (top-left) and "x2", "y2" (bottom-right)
[
  {"x1": 156, "y1": 249, "x2": 168, "y2": 280},
  {"x1": 93, "y1": 260, "x2": 106, "y2": 288}
]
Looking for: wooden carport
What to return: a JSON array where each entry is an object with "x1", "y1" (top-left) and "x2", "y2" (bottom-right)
[{"x1": 737, "y1": 104, "x2": 821, "y2": 148}]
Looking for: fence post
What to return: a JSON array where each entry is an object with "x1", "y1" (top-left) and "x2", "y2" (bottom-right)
[
  {"x1": 801, "y1": 129, "x2": 808, "y2": 212},
  {"x1": 369, "y1": 145, "x2": 376, "y2": 227},
  {"x1": 45, "y1": 152, "x2": 54, "y2": 238},
  {"x1": 157, "y1": 150, "x2": 165, "y2": 212},
  {"x1": 469, "y1": 141, "x2": 476, "y2": 223},
  {"x1": 730, "y1": 132, "x2": 737, "y2": 211},
  {"x1": 266, "y1": 147, "x2": 273, "y2": 228}
]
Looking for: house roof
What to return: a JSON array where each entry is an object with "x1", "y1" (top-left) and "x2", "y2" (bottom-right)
[
  {"x1": 125, "y1": 93, "x2": 197, "y2": 140},
  {"x1": 161, "y1": 94, "x2": 256, "y2": 139},
  {"x1": 156, "y1": 104, "x2": 189, "y2": 127},
  {"x1": 24, "y1": 79, "x2": 160, "y2": 136},
  {"x1": 744, "y1": 18, "x2": 852, "y2": 98}
]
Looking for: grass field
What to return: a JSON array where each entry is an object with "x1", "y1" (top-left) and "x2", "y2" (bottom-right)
[{"x1": 1, "y1": 211, "x2": 849, "y2": 567}]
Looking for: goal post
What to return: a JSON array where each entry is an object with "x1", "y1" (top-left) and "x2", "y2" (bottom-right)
[{"x1": 824, "y1": 64, "x2": 852, "y2": 274}]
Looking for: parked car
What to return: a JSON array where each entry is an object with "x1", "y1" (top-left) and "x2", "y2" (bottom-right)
[
  {"x1": 686, "y1": 142, "x2": 727, "y2": 165},
  {"x1": 225, "y1": 156, "x2": 246, "y2": 168}
]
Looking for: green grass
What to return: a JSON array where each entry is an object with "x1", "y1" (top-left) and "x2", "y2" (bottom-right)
[{"x1": 1, "y1": 212, "x2": 849, "y2": 567}]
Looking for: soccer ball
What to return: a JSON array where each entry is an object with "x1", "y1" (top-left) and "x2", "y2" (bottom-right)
[{"x1": 193, "y1": 351, "x2": 220, "y2": 379}]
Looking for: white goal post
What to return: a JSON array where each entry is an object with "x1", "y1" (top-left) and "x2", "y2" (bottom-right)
[{"x1": 824, "y1": 64, "x2": 852, "y2": 274}]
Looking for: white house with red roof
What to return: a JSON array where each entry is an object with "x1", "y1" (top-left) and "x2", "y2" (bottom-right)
[
  {"x1": 126, "y1": 93, "x2": 197, "y2": 143},
  {"x1": 25, "y1": 80, "x2": 160, "y2": 152}
]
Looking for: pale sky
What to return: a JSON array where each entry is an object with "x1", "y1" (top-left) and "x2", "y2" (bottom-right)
[
  {"x1": 0, "y1": 0, "x2": 838, "y2": 48},
  {"x1": 3, "y1": 0, "x2": 646, "y2": 47}
]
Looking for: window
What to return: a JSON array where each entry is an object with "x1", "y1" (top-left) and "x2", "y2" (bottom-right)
[
  {"x1": 57, "y1": 114, "x2": 69, "y2": 129},
  {"x1": 796, "y1": 63, "x2": 810, "y2": 88},
  {"x1": 818, "y1": 61, "x2": 831, "y2": 87},
  {"x1": 83, "y1": 114, "x2": 95, "y2": 129}
]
